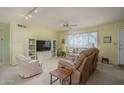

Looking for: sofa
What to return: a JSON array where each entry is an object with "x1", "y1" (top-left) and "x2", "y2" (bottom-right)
[
  {"x1": 58, "y1": 48, "x2": 99, "y2": 84},
  {"x1": 16, "y1": 55, "x2": 43, "y2": 78}
]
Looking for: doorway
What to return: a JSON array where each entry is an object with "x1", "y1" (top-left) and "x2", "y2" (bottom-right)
[
  {"x1": 119, "y1": 28, "x2": 124, "y2": 65},
  {"x1": 0, "y1": 31, "x2": 3, "y2": 63}
]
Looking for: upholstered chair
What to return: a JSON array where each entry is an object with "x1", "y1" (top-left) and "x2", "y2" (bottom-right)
[
  {"x1": 58, "y1": 48, "x2": 99, "y2": 84},
  {"x1": 16, "y1": 55, "x2": 43, "y2": 78}
]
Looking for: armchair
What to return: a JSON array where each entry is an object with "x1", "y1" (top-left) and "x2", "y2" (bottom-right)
[{"x1": 16, "y1": 55, "x2": 43, "y2": 78}]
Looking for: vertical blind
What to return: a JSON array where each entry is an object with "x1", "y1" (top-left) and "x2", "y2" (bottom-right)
[{"x1": 67, "y1": 32, "x2": 98, "y2": 48}]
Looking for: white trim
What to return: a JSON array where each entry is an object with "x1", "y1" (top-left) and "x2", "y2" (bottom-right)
[
  {"x1": 0, "y1": 30, "x2": 3, "y2": 63},
  {"x1": 9, "y1": 23, "x2": 13, "y2": 65},
  {"x1": 117, "y1": 28, "x2": 120, "y2": 64},
  {"x1": 118, "y1": 27, "x2": 124, "y2": 64}
]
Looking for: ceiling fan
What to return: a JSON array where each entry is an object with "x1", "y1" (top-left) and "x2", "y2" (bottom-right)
[{"x1": 62, "y1": 21, "x2": 78, "y2": 28}]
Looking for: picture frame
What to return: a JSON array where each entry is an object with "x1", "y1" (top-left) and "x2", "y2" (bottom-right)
[
  {"x1": 103, "y1": 36, "x2": 112, "y2": 43},
  {"x1": 61, "y1": 39, "x2": 65, "y2": 44}
]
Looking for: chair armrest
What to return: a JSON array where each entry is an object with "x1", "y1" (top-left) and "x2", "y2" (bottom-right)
[
  {"x1": 67, "y1": 53, "x2": 79, "y2": 57},
  {"x1": 59, "y1": 58, "x2": 76, "y2": 70},
  {"x1": 28, "y1": 60, "x2": 41, "y2": 66},
  {"x1": 29, "y1": 60, "x2": 39, "y2": 63},
  {"x1": 66, "y1": 53, "x2": 79, "y2": 61}
]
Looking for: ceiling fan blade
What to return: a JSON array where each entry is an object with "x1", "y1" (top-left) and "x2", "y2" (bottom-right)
[
  {"x1": 63, "y1": 23, "x2": 69, "y2": 27},
  {"x1": 70, "y1": 24, "x2": 77, "y2": 26}
]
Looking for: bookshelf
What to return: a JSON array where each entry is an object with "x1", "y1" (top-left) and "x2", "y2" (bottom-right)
[
  {"x1": 28, "y1": 39, "x2": 37, "y2": 59},
  {"x1": 52, "y1": 40, "x2": 57, "y2": 56}
]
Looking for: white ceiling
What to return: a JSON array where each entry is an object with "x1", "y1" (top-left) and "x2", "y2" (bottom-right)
[{"x1": 0, "y1": 7, "x2": 124, "y2": 31}]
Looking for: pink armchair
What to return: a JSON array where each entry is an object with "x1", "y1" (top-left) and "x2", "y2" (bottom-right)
[{"x1": 16, "y1": 55, "x2": 43, "y2": 78}]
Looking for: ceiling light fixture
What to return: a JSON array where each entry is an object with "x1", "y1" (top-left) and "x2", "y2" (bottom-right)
[
  {"x1": 28, "y1": 14, "x2": 32, "y2": 18},
  {"x1": 34, "y1": 10, "x2": 38, "y2": 14},
  {"x1": 25, "y1": 16, "x2": 28, "y2": 20},
  {"x1": 25, "y1": 7, "x2": 38, "y2": 20}
]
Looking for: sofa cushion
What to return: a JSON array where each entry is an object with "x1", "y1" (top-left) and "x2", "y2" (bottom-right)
[
  {"x1": 80, "y1": 50, "x2": 92, "y2": 56},
  {"x1": 73, "y1": 49, "x2": 93, "y2": 69},
  {"x1": 73, "y1": 53, "x2": 86, "y2": 69}
]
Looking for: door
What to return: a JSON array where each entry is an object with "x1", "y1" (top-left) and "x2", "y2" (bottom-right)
[
  {"x1": 119, "y1": 28, "x2": 124, "y2": 64},
  {"x1": 0, "y1": 31, "x2": 3, "y2": 63}
]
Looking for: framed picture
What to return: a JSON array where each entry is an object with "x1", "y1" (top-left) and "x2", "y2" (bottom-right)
[
  {"x1": 61, "y1": 39, "x2": 65, "y2": 44},
  {"x1": 103, "y1": 36, "x2": 112, "y2": 43}
]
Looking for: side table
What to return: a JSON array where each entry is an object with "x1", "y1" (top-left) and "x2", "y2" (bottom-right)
[{"x1": 49, "y1": 68, "x2": 72, "y2": 85}]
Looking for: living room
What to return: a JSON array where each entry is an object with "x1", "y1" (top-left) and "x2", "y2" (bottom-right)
[{"x1": 0, "y1": 7, "x2": 124, "y2": 85}]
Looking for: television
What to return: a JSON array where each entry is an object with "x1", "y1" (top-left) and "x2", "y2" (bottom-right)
[{"x1": 36, "y1": 40, "x2": 51, "y2": 51}]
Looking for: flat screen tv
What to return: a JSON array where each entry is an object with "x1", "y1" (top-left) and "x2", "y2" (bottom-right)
[{"x1": 36, "y1": 40, "x2": 51, "y2": 51}]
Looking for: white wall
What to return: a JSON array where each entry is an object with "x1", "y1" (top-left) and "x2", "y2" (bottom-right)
[
  {"x1": 10, "y1": 22, "x2": 58, "y2": 65},
  {"x1": 57, "y1": 22, "x2": 124, "y2": 64},
  {"x1": 10, "y1": 22, "x2": 31, "y2": 65}
]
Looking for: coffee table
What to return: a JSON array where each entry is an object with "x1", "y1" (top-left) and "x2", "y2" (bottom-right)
[{"x1": 49, "y1": 68, "x2": 72, "y2": 85}]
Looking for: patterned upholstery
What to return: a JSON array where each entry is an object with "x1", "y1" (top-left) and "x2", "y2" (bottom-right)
[{"x1": 58, "y1": 48, "x2": 99, "y2": 84}]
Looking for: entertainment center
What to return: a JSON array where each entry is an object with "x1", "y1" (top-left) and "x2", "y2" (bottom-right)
[{"x1": 28, "y1": 39, "x2": 57, "y2": 60}]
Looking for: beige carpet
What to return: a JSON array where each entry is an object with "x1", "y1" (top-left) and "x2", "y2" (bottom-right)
[
  {"x1": 0, "y1": 57, "x2": 124, "y2": 85},
  {"x1": 86, "y1": 63, "x2": 124, "y2": 85}
]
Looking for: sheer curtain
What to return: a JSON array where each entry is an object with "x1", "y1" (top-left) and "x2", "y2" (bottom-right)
[{"x1": 67, "y1": 32, "x2": 98, "y2": 48}]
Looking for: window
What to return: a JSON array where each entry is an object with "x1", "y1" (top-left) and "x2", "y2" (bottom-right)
[{"x1": 67, "y1": 32, "x2": 98, "y2": 48}]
